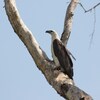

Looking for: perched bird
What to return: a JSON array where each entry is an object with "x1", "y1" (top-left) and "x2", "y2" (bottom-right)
[{"x1": 46, "y1": 30, "x2": 73, "y2": 79}]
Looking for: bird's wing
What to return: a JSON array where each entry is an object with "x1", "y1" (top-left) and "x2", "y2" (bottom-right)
[{"x1": 53, "y1": 39, "x2": 73, "y2": 79}]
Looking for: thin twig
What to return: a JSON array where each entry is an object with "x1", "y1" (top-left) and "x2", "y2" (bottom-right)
[
  {"x1": 78, "y1": 3, "x2": 87, "y2": 12},
  {"x1": 79, "y1": 2, "x2": 99, "y2": 48},
  {"x1": 89, "y1": 9, "x2": 96, "y2": 48},
  {"x1": 79, "y1": 2, "x2": 100, "y2": 13}
]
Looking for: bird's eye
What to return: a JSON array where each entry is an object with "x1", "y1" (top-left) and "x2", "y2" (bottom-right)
[{"x1": 49, "y1": 30, "x2": 53, "y2": 33}]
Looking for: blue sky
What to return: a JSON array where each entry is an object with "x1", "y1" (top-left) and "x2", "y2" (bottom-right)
[{"x1": 0, "y1": 0, "x2": 100, "y2": 100}]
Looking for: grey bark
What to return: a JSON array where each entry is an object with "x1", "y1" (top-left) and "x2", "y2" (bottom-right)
[{"x1": 61, "y1": 0, "x2": 78, "y2": 46}]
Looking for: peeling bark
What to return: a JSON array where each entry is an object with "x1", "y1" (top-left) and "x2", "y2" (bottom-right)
[{"x1": 4, "y1": 0, "x2": 93, "y2": 100}]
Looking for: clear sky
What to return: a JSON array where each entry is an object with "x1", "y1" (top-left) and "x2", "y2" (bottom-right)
[{"x1": 0, "y1": 0, "x2": 100, "y2": 100}]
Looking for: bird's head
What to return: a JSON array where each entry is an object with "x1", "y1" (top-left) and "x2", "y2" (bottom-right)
[{"x1": 45, "y1": 30, "x2": 60, "y2": 40}]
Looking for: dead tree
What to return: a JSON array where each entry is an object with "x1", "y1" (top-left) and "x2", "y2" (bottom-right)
[{"x1": 4, "y1": 0, "x2": 93, "y2": 100}]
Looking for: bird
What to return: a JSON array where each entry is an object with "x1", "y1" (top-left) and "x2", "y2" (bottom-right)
[{"x1": 46, "y1": 30, "x2": 73, "y2": 79}]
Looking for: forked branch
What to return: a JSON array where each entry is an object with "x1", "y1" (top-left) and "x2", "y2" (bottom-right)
[
  {"x1": 79, "y1": 2, "x2": 100, "y2": 47},
  {"x1": 4, "y1": 0, "x2": 93, "y2": 99},
  {"x1": 79, "y1": 2, "x2": 100, "y2": 13}
]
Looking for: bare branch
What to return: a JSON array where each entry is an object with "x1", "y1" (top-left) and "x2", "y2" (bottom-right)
[
  {"x1": 4, "y1": 0, "x2": 93, "y2": 99},
  {"x1": 89, "y1": 9, "x2": 96, "y2": 48},
  {"x1": 79, "y1": 2, "x2": 100, "y2": 13},
  {"x1": 79, "y1": 3, "x2": 99, "y2": 47},
  {"x1": 61, "y1": 0, "x2": 79, "y2": 46}
]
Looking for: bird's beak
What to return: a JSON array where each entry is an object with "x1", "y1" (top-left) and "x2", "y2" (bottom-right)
[
  {"x1": 45, "y1": 30, "x2": 52, "y2": 34},
  {"x1": 45, "y1": 30, "x2": 50, "y2": 33}
]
